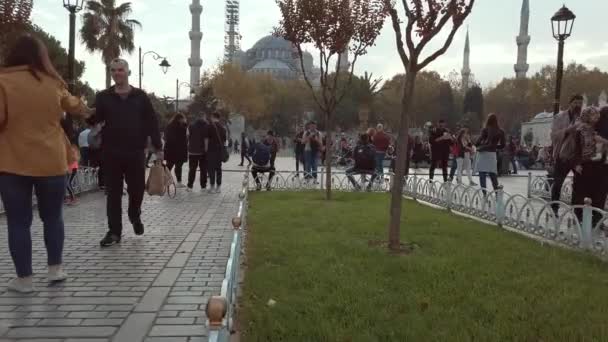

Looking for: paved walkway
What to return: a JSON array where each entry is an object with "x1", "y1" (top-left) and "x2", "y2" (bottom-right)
[{"x1": 0, "y1": 162, "x2": 246, "y2": 341}]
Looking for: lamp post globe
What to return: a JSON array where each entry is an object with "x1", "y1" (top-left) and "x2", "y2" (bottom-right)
[
  {"x1": 63, "y1": 0, "x2": 85, "y2": 11},
  {"x1": 551, "y1": 5, "x2": 576, "y2": 41},
  {"x1": 160, "y1": 59, "x2": 171, "y2": 75},
  {"x1": 550, "y1": 5, "x2": 576, "y2": 116}
]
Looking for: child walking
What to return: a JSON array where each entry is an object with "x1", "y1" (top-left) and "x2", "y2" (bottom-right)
[{"x1": 65, "y1": 145, "x2": 79, "y2": 205}]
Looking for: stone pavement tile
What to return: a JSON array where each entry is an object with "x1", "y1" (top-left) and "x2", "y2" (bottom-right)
[
  {"x1": 155, "y1": 317, "x2": 196, "y2": 325},
  {"x1": 148, "y1": 325, "x2": 207, "y2": 337},
  {"x1": 144, "y1": 338, "x2": 188, "y2": 342},
  {"x1": 152, "y1": 268, "x2": 181, "y2": 287},
  {"x1": 80, "y1": 318, "x2": 124, "y2": 326},
  {"x1": 112, "y1": 313, "x2": 155, "y2": 342},
  {"x1": 135, "y1": 287, "x2": 171, "y2": 313},
  {"x1": 37, "y1": 318, "x2": 83, "y2": 326}
]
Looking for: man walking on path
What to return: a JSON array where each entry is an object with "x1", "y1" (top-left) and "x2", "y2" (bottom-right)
[
  {"x1": 78, "y1": 124, "x2": 91, "y2": 166},
  {"x1": 187, "y1": 114, "x2": 209, "y2": 192},
  {"x1": 429, "y1": 119, "x2": 452, "y2": 182},
  {"x1": 550, "y1": 94, "x2": 583, "y2": 211},
  {"x1": 238, "y1": 132, "x2": 251, "y2": 166},
  {"x1": 207, "y1": 112, "x2": 227, "y2": 193},
  {"x1": 91, "y1": 59, "x2": 163, "y2": 247}
]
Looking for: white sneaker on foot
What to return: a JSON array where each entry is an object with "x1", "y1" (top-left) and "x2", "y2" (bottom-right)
[
  {"x1": 177, "y1": 182, "x2": 186, "y2": 188},
  {"x1": 215, "y1": 186, "x2": 221, "y2": 193},
  {"x1": 7, "y1": 277, "x2": 34, "y2": 293},
  {"x1": 186, "y1": 187, "x2": 193, "y2": 192},
  {"x1": 208, "y1": 186, "x2": 215, "y2": 194},
  {"x1": 48, "y1": 265, "x2": 67, "y2": 282}
]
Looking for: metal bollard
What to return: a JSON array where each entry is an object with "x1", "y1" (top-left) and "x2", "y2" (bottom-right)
[
  {"x1": 446, "y1": 181, "x2": 452, "y2": 212},
  {"x1": 527, "y1": 172, "x2": 532, "y2": 198},
  {"x1": 582, "y1": 198, "x2": 593, "y2": 250},
  {"x1": 495, "y1": 185, "x2": 505, "y2": 227}
]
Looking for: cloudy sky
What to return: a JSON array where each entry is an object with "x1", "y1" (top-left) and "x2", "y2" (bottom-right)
[{"x1": 32, "y1": 0, "x2": 608, "y2": 98}]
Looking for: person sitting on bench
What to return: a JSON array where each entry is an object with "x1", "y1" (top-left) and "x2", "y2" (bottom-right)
[
  {"x1": 249, "y1": 136, "x2": 275, "y2": 191},
  {"x1": 346, "y1": 133, "x2": 378, "y2": 191}
]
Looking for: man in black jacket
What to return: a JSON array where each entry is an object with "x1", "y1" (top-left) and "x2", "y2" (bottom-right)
[
  {"x1": 187, "y1": 114, "x2": 209, "y2": 191},
  {"x1": 92, "y1": 59, "x2": 163, "y2": 247}
]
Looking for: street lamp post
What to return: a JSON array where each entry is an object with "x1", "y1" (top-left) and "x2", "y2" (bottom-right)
[
  {"x1": 138, "y1": 47, "x2": 171, "y2": 89},
  {"x1": 176, "y1": 79, "x2": 195, "y2": 112},
  {"x1": 62, "y1": 0, "x2": 84, "y2": 142},
  {"x1": 63, "y1": 0, "x2": 84, "y2": 94},
  {"x1": 551, "y1": 5, "x2": 576, "y2": 115}
]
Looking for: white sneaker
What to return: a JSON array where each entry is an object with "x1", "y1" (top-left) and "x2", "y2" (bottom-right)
[
  {"x1": 208, "y1": 186, "x2": 215, "y2": 194},
  {"x1": 48, "y1": 265, "x2": 68, "y2": 282},
  {"x1": 186, "y1": 187, "x2": 193, "y2": 192},
  {"x1": 177, "y1": 182, "x2": 186, "y2": 188},
  {"x1": 215, "y1": 186, "x2": 221, "y2": 193},
  {"x1": 7, "y1": 277, "x2": 34, "y2": 293}
]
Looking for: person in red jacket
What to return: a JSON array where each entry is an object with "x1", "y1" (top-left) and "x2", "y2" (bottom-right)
[{"x1": 372, "y1": 124, "x2": 391, "y2": 177}]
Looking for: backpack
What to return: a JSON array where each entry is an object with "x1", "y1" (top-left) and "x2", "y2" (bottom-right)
[
  {"x1": 355, "y1": 144, "x2": 375, "y2": 170},
  {"x1": 252, "y1": 143, "x2": 271, "y2": 166}
]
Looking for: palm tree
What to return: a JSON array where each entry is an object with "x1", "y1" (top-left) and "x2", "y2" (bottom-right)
[{"x1": 80, "y1": 0, "x2": 141, "y2": 88}]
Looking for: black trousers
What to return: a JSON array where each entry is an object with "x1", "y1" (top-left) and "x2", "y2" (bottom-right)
[
  {"x1": 430, "y1": 152, "x2": 449, "y2": 182},
  {"x1": 551, "y1": 160, "x2": 572, "y2": 213},
  {"x1": 240, "y1": 151, "x2": 251, "y2": 165},
  {"x1": 295, "y1": 152, "x2": 304, "y2": 174},
  {"x1": 166, "y1": 160, "x2": 184, "y2": 183},
  {"x1": 251, "y1": 165, "x2": 276, "y2": 187},
  {"x1": 208, "y1": 152, "x2": 222, "y2": 186},
  {"x1": 572, "y1": 162, "x2": 608, "y2": 225},
  {"x1": 104, "y1": 152, "x2": 146, "y2": 236},
  {"x1": 187, "y1": 154, "x2": 207, "y2": 189}
]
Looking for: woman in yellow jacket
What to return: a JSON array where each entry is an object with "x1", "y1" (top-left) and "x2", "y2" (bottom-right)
[{"x1": 0, "y1": 35, "x2": 89, "y2": 293}]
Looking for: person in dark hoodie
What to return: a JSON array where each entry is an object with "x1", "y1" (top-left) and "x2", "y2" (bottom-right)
[
  {"x1": 186, "y1": 113, "x2": 209, "y2": 192},
  {"x1": 91, "y1": 58, "x2": 163, "y2": 247},
  {"x1": 164, "y1": 113, "x2": 188, "y2": 187}
]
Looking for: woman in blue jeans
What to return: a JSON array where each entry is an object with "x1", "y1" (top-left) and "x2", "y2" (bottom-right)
[
  {"x1": 474, "y1": 114, "x2": 506, "y2": 193},
  {"x1": 0, "y1": 35, "x2": 89, "y2": 292}
]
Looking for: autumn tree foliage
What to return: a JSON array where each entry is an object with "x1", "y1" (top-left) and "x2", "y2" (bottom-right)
[
  {"x1": 275, "y1": 0, "x2": 388, "y2": 200},
  {"x1": 384, "y1": 0, "x2": 474, "y2": 251},
  {"x1": 0, "y1": 0, "x2": 33, "y2": 61}
]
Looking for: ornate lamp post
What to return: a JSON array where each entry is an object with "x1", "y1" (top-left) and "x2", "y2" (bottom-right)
[
  {"x1": 551, "y1": 5, "x2": 576, "y2": 115},
  {"x1": 62, "y1": 0, "x2": 85, "y2": 142},
  {"x1": 176, "y1": 79, "x2": 195, "y2": 112},
  {"x1": 138, "y1": 47, "x2": 171, "y2": 89}
]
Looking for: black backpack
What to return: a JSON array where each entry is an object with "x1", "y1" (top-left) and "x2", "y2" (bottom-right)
[{"x1": 355, "y1": 144, "x2": 375, "y2": 170}]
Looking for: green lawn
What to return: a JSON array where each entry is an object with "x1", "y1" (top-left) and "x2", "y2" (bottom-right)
[{"x1": 240, "y1": 192, "x2": 608, "y2": 342}]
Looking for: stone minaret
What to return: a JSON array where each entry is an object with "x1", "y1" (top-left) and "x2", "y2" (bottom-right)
[
  {"x1": 515, "y1": 0, "x2": 530, "y2": 79},
  {"x1": 189, "y1": 0, "x2": 203, "y2": 88},
  {"x1": 461, "y1": 29, "x2": 471, "y2": 93}
]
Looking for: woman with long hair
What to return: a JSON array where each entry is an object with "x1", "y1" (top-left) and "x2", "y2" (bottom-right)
[
  {"x1": 0, "y1": 35, "x2": 89, "y2": 292},
  {"x1": 164, "y1": 113, "x2": 188, "y2": 187},
  {"x1": 474, "y1": 114, "x2": 505, "y2": 192},
  {"x1": 456, "y1": 128, "x2": 476, "y2": 186}
]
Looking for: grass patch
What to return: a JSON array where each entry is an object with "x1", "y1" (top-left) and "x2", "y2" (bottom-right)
[{"x1": 240, "y1": 192, "x2": 608, "y2": 341}]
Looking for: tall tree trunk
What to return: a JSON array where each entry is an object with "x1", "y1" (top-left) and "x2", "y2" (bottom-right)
[
  {"x1": 388, "y1": 70, "x2": 417, "y2": 251},
  {"x1": 325, "y1": 113, "x2": 332, "y2": 200},
  {"x1": 105, "y1": 64, "x2": 111, "y2": 89}
]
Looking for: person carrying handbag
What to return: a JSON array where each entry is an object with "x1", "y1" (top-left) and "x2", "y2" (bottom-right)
[{"x1": 206, "y1": 112, "x2": 227, "y2": 193}]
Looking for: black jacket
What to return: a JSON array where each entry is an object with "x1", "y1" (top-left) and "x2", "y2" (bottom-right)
[
  {"x1": 164, "y1": 121, "x2": 188, "y2": 163},
  {"x1": 188, "y1": 119, "x2": 208, "y2": 155},
  {"x1": 207, "y1": 122, "x2": 227, "y2": 153},
  {"x1": 476, "y1": 128, "x2": 506, "y2": 153},
  {"x1": 92, "y1": 86, "x2": 162, "y2": 155}
]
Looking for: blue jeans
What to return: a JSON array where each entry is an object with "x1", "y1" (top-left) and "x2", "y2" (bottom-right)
[
  {"x1": 0, "y1": 173, "x2": 66, "y2": 277},
  {"x1": 375, "y1": 152, "x2": 385, "y2": 176},
  {"x1": 304, "y1": 150, "x2": 318, "y2": 179},
  {"x1": 478, "y1": 172, "x2": 499, "y2": 191}
]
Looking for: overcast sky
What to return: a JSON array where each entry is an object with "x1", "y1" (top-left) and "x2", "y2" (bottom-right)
[{"x1": 32, "y1": 0, "x2": 608, "y2": 98}]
